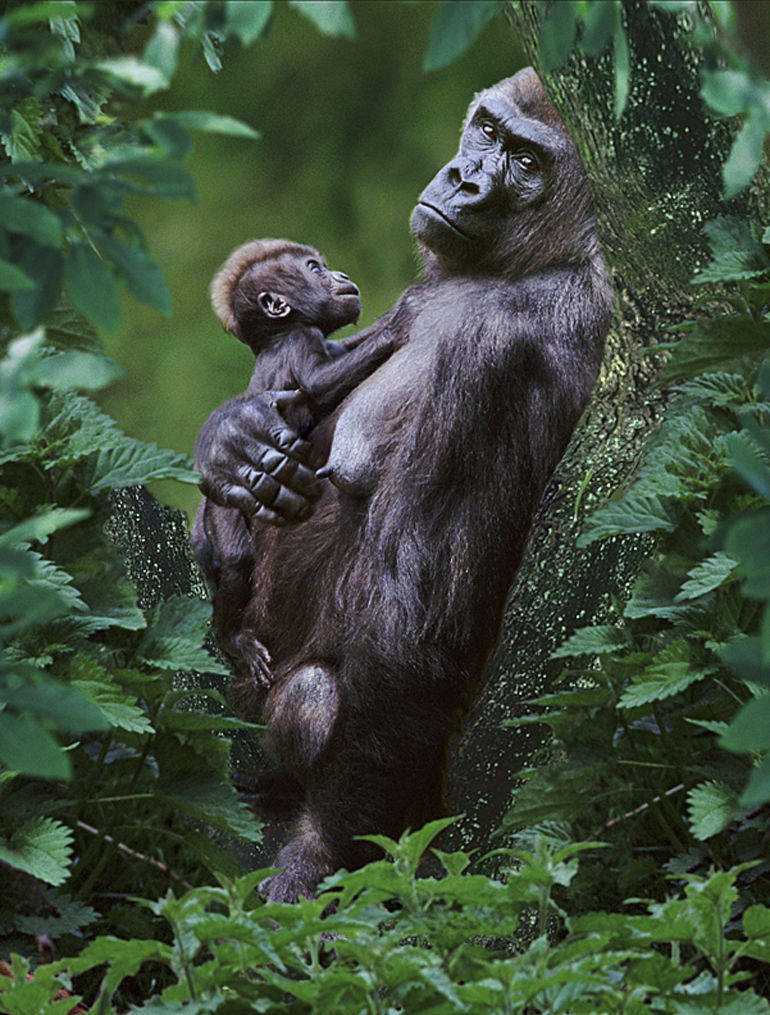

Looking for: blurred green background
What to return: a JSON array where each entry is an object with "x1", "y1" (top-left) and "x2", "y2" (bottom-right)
[{"x1": 101, "y1": 1, "x2": 526, "y2": 519}]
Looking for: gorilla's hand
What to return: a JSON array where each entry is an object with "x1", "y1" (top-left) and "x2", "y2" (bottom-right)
[{"x1": 196, "y1": 393, "x2": 323, "y2": 526}]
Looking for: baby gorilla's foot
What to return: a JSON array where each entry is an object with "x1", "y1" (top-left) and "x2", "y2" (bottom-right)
[{"x1": 227, "y1": 631, "x2": 273, "y2": 689}]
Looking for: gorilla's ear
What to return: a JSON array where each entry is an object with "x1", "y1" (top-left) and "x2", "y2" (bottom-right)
[{"x1": 258, "y1": 291, "x2": 292, "y2": 319}]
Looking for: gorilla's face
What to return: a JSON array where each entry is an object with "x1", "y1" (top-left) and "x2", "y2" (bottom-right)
[{"x1": 410, "y1": 72, "x2": 579, "y2": 274}]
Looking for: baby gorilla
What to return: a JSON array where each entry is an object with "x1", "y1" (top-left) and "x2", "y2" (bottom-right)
[{"x1": 192, "y1": 239, "x2": 395, "y2": 688}]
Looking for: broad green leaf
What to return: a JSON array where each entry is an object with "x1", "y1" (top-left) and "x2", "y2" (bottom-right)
[
  {"x1": 740, "y1": 755, "x2": 770, "y2": 809},
  {"x1": 539, "y1": 0, "x2": 579, "y2": 73},
  {"x1": 0, "y1": 258, "x2": 35, "y2": 292},
  {"x1": 9, "y1": 238, "x2": 63, "y2": 329},
  {"x1": 578, "y1": 490, "x2": 678, "y2": 544},
  {"x1": 136, "y1": 595, "x2": 229, "y2": 675},
  {"x1": 143, "y1": 20, "x2": 180, "y2": 80},
  {"x1": 64, "y1": 243, "x2": 121, "y2": 333},
  {"x1": 1, "y1": 100, "x2": 43, "y2": 161},
  {"x1": 721, "y1": 696, "x2": 770, "y2": 753},
  {"x1": 0, "y1": 817, "x2": 72, "y2": 886},
  {"x1": 675, "y1": 552, "x2": 738, "y2": 601},
  {"x1": 96, "y1": 56, "x2": 168, "y2": 96},
  {"x1": 0, "y1": 713, "x2": 70, "y2": 779},
  {"x1": 71, "y1": 680, "x2": 153, "y2": 733},
  {"x1": 225, "y1": 0, "x2": 273, "y2": 44},
  {"x1": 0, "y1": 507, "x2": 89, "y2": 546},
  {"x1": 98, "y1": 235, "x2": 171, "y2": 314},
  {"x1": 86, "y1": 439, "x2": 199, "y2": 492},
  {"x1": 1, "y1": 676, "x2": 107, "y2": 732},
  {"x1": 687, "y1": 780, "x2": 737, "y2": 840},
  {"x1": 701, "y1": 69, "x2": 754, "y2": 117},
  {"x1": 727, "y1": 431, "x2": 770, "y2": 500},
  {"x1": 289, "y1": 0, "x2": 355, "y2": 39},
  {"x1": 723, "y1": 111, "x2": 768, "y2": 199},
  {"x1": 579, "y1": 0, "x2": 617, "y2": 57},
  {"x1": 724, "y1": 509, "x2": 770, "y2": 599},
  {"x1": 0, "y1": 193, "x2": 62, "y2": 247},
  {"x1": 169, "y1": 110, "x2": 260, "y2": 140},
  {"x1": 423, "y1": 1, "x2": 497, "y2": 72},
  {"x1": 30, "y1": 349, "x2": 123, "y2": 391},
  {"x1": 661, "y1": 317, "x2": 770, "y2": 382},
  {"x1": 15, "y1": 889, "x2": 97, "y2": 938},
  {"x1": 105, "y1": 155, "x2": 195, "y2": 200},
  {"x1": 693, "y1": 217, "x2": 770, "y2": 284},
  {"x1": 720, "y1": 636, "x2": 770, "y2": 687},
  {"x1": 552, "y1": 624, "x2": 629, "y2": 658},
  {"x1": 159, "y1": 779, "x2": 263, "y2": 841},
  {"x1": 744, "y1": 904, "x2": 770, "y2": 939},
  {"x1": 619, "y1": 663, "x2": 711, "y2": 709}
]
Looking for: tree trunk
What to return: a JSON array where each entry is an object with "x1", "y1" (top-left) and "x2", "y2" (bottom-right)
[{"x1": 446, "y1": 0, "x2": 765, "y2": 856}]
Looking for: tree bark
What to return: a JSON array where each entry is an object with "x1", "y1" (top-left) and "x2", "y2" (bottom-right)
[{"x1": 446, "y1": 0, "x2": 766, "y2": 857}]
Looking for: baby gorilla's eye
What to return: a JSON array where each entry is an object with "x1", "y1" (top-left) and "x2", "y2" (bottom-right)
[{"x1": 307, "y1": 260, "x2": 323, "y2": 274}]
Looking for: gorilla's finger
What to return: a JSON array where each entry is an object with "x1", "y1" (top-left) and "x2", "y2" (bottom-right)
[
  {"x1": 252, "y1": 503, "x2": 288, "y2": 527},
  {"x1": 271, "y1": 484, "x2": 313, "y2": 520},
  {"x1": 223, "y1": 484, "x2": 259, "y2": 516}
]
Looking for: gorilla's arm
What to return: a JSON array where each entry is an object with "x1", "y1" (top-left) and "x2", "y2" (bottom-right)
[
  {"x1": 194, "y1": 393, "x2": 323, "y2": 525},
  {"x1": 292, "y1": 325, "x2": 400, "y2": 412}
]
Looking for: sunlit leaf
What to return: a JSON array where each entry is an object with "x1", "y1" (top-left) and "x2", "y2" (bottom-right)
[
  {"x1": 225, "y1": 0, "x2": 273, "y2": 44},
  {"x1": 289, "y1": 0, "x2": 355, "y2": 39},
  {"x1": 723, "y1": 111, "x2": 768, "y2": 199},
  {"x1": 687, "y1": 781, "x2": 737, "y2": 840},
  {"x1": 0, "y1": 818, "x2": 73, "y2": 885}
]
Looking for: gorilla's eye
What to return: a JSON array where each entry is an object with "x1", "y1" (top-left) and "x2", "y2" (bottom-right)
[
  {"x1": 515, "y1": 152, "x2": 538, "y2": 171},
  {"x1": 481, "y1": 121, "x2": 497, "y2": 141},
  {"x1": 307, "y1": 260, "x2": 323, "y2": 274}
]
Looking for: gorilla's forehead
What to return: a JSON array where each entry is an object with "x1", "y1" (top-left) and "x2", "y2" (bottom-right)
[{"x1": 464, "y1": 66, "x2": 565, "y2": 133}]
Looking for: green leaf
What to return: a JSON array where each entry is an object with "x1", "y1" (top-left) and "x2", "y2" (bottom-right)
[
  {"x1": 539, "y1": 0, "x2": 579, "y2": 73},
  {"x1": 106, "y1": 155, "x2": 196, "y2": 200},
  {"x1": 0, "y1": 193, "x2": 62, "y2": 247},
  {"x1": 660, "y1": 318, "x2": 770, "y2": 382},
  {"x1": 168, "y1": 110, "x2": 260, "y2": 140},
  {"x1": 136, "y1": 595, "x2": 229, "y2": 675},
  {"x1": 30, "y1": 349, "x2": 123, "y2": 391},
  {"x1": 96, "y1": 56, "x2": 169, "y2": 96},
  {"x1": 687, "y1": 780, "x2": 737, "y2": 840},
  {"x1": 0, "y1": 817, "x2": 72, "y2": 886},
  {"x1": 721, "y1": 695, "x2": 770, "y2": 753},
  {"x1": 159, "y1": 779, "x2": 263, "y2": 841},
  {"x1": 143, "y1": 20, "x2": 180, "y2": 80},
  {"x1": 1, "y1": 100, "x2": 43, "y2": 161},
  {"x1": 423, "y1": 1, "x2": 497, "y2": 72},
  {"x1": 744, "y1": 904, "x2": 770, "y2": 939},
  {"x1": 71, "y1": 680, "x2": 153, "y2": 734},
  {"x1": 578, "y1": 489, "x2": 678, "y2": 544},
  {"x1": 15, "y1": 890, "x2": 98, "y2": 938},
  {"x1": 64, "y1": 243, "x2": 121, "y2": 334},
  {"x1": 724, "y1": 509, "x2": 770, "y2": 599},
  {"x1": 1, "y1": 675, "x2": 107, "y2": 732},
  {"x1": 97, "y1": 234, "x2": 171, "y2": 314},
  {"x1": 225, "y1": 0, "x2": 273, "y2": 44},
  {"x1": 86, "y1": 439, "x2": 199, "y2": 492},
  {"x1": 289, "y1": 0, "x2": 356, "y2": 39},
  {"x1": 552, "y1": 624, "x2": 629, "y2": 658},
  {"x1": 701, "y1": 69, "x2": 755, "y2": 117},
  {"x1": 9, "y1": 238, "x2": 63, "y2": 330},
  {"x1": 723, "y1": 111, "x2": 768, "y2": 199},
  {"x1": 0, "y1": 713, "x2": 70, "y2": 778},
  {"x1": 727, "y1": 431, "x2": 770, "y2": 500},
  {"x1": 613, "y1": 15, "x2": 630, "y2": 119},
  {"x1": 675, "y1": 552, "x2": 738, "y2": 601},
  {"x1": 741, "y1": 755, "x2": 770, "y2": 809},
  {"x1": 719, "y1": 636, "x2": 770, "y2": 687},
  {"x1": 579, "y1": 0, "x2": 617, "y2": 57},
  {"x1": 0, "y1": 259, "x2": 35, "y2": 292},
  {"x1": 693, "y1": 217, "x2": 770, "y2": 284},
  {"x1": 619, "y1": 663, "x2": 711, "y2": 709}
]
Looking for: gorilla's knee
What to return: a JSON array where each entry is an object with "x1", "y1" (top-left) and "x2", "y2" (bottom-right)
[{"x1": 263, "y1": 663, "x2": 339, "y2": 778}]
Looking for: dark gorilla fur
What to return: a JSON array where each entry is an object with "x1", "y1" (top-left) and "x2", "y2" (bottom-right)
[{"x1": 193, "y1": 68, "x2": 613, "y2": 903}]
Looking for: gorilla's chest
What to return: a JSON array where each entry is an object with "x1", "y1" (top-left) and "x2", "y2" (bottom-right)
[{"x1": 323, "y1": 320, "x2": 438, "y2": 497}]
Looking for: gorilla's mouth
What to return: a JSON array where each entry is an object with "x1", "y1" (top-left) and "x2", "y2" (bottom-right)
[{"x1": 417, "y1": 202, "x2": 471, "y2": 240}]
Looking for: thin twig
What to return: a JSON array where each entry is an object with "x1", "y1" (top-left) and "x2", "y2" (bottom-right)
[
  {"x1": 590, "y1": 783, "x2": 686, "y2": 840},
  {"x1": 76, "y1": 820, "x2": 194, "y2": 891}
]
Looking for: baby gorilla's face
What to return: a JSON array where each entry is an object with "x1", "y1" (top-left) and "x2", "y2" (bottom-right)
[{"x1": 273, "y1": 249, "x2": 361, "y2": 336}]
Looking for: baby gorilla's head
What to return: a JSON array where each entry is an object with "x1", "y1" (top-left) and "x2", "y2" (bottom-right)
[{"x1": 210, "y1": 239, "x2": 361, "y2": 349}]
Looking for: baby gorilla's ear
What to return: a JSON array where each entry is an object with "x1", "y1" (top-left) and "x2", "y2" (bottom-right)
[{"x1": 258, "y1": 291, "x2": 292, "y2": 319}]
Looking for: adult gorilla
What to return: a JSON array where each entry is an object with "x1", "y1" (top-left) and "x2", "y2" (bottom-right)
[{"x1": 194, "y1": 68, "x2": 612, "y2": 902}]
